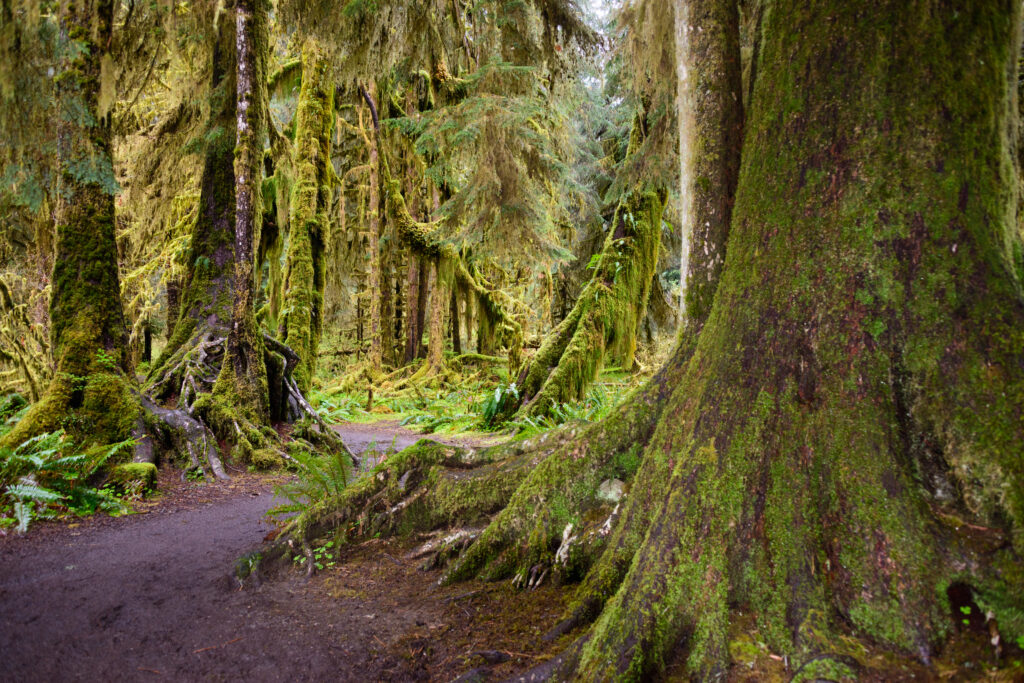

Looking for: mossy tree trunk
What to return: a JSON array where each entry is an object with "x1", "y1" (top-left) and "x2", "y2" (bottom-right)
[
  {"x1": 425, "y1": 258, "x2": 450, "y2": 374},
  {"x1": 147, "y1": 7, "x2": 238, "y2": 400},
  {"x1": 362, "y1": 83, "x2": 384, "y2": 376},
  {"x1": 266, "y1": 1, "x2": 1024, "y2": 680},
  {"x1": 403, "y1": 255, "x2": 423, "y2": 363},
  {"x1": 281, "y1": 40, "x2": 334, "y2": 392},
  {"x1": 0, "y1": 0, "x2": 139, "y2": 448},
  {"x1": 558, "y1": 1, "x2": 1024, "y2": 677},
  {"x1": 220, "y1": 0, "x2": 270, "y2": 424}
]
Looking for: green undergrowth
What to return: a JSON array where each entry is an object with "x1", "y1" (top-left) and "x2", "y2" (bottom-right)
[
  {"x1": 0, "y1": 411, "x2": 141, "y2": 533},
  {"x1": 310, "y1": 333, "x2": 665, "y2": 439},
  {"x1": 310, "y1": 363, "x2": 642, "y2": 438}
]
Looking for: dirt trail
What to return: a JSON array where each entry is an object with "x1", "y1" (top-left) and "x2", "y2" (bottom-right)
[{"x1": 0, "y1": 423, "x2": 563, "y2": 682}]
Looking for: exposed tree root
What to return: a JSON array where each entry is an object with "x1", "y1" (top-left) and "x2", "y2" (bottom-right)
[{"x1": 136, "y1": 395, "x2": 229, "y2": 480}]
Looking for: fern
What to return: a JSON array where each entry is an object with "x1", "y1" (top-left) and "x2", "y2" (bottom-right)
[
  {"x1": 0, "y1": 430, "x2": 135, "y2": 533},
  {"x1": 269, "y1": 447, "x2": 352, "y2": 519}
]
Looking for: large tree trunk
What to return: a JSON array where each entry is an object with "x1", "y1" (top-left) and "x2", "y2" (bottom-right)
[
  {"x1": 282, "y1": 40, "x2": 334, "y2": 392},
  {"x1": 262, "y1": 0, "x2": 1024, "y2": 680},
  {"x1": 561, "y1": 1, "x2": 1024, "y2": 678},
  {"x1": 146, "y1": 7, "x2": 238, "y2": 401},
  {"x1": 0, "y1": 0, "x2": 137, "y2": 448}
]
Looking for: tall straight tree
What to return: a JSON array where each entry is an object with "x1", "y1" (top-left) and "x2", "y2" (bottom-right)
[
  {"x1": 267, "y1": 0, "x2": 1024, "y2": 679},
  {"x1": 220, "y1": 0, "x2": 270, "y2": 422}
]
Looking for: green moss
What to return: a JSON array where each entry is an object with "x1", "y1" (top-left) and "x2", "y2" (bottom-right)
[
  {"x1": 281, "y1": 41, "x2": 334, "y2": 392},
  {"x1": 108, "y1": 462, "x2": 157, "y2": 493},
  {"x1": 517, "y1": 188, "x2": 665, "y2": 418}
]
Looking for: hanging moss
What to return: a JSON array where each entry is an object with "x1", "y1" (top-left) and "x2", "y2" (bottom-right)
[
  {"x1": 514, "y1": 187, "x2": 665, "y2": 418},
  {"x1": 281, "y1": 41, "x2": 335, "y2": 391}
]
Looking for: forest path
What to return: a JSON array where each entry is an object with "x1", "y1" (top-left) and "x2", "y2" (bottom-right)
[{"x1": 0, "y1": 422, "x2": 562, "y2": 682}]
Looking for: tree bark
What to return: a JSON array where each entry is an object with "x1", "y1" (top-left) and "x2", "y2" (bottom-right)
[
  {"x1": 562, "y1": 2, "x2": 1024, "y2": 677},
  {"x1": 221, "y1": 0, "x2": 270, "y2": 423},
  {"x1": 450, "y1": 290, "x2": 462, "y2": 354},
  {"x1": 426, "y1": 259, "x2": 449, "y2": 373},
  {"x1": 403, "y1": 255, "x2": 422, "y2": 363},
  {"x1": 282, "y1": 40, "x2": 334, "y2": 392},
  {"x1": 676, "y1": 0, "x2": 743, "y2": 330}
]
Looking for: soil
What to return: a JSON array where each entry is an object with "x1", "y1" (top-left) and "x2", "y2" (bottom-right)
[{"x1": 0, "y1": 423, "x2": 568, "y2": 682}]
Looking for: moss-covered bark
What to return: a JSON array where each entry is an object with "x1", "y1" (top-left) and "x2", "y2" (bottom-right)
[
  {"x1": 281, "y1": 41, "x2": 334, "y2": 392},
  {"x1": 1, "y1": 0, "x2": 138, "y2": 448},
  {"x1": 560, "y1": 1, "x2": 1024, "y2": 677},
  {"x1": 362, "y1": 83, "x2": 384, "y2": 376}
]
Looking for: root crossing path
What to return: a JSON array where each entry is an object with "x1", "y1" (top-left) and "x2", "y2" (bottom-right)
[{"x1": 0, "y1": 423, "x2": 554, "y2": 682}]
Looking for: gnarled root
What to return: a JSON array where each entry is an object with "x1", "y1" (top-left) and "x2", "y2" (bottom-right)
[{"x1": 136, "y1": 394, "x2": 229, "y2": 480}]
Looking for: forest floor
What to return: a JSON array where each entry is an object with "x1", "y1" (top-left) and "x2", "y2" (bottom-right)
[{"x1": 0, "y1": 422, "x2": 569, "y2": 683}]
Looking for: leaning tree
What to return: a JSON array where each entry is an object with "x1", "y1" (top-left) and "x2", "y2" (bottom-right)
[{"x1": 261, "y1": 0, "x2": 1024, "y2": 679}]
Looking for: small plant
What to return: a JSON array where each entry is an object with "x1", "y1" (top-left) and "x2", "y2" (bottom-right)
[
  {"x1": 293, "y1": 541, "x2": 337, "y2": 570},
  {"x1": 94, "y1": 348, "x2": 118, "y2": 370},
  {"x1": 960, "y1": 604, "x2": 972, "y2": 626},
  {"x1": 480, "y1": 382, "x2": 519, "y2": 426}
]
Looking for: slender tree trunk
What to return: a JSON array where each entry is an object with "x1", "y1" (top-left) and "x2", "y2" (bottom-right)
[
  {"x1": 415, "y1": 257, "x2": 429, "y2": 358},
  {"x1": 364, "y1": 83, "x2": 383, "y2": 375},
  {"x1": 381, "y1": 225, "x2": 397, "y2": 366},
  {"x1": 426, "y1": 259, "x2": 449, "y2": 373},
  {"x1": 1, "y1": 0, "x2": 138, "y2": 447},
  {"x1": 282, "y1": 40, "x2": 334, "y2": 392},
  {"x1": 222, "y1": 0, "x2": 270, "y2": 422},
  {"x1": 450, "y1": 291, "x2": 462, "y2": 354},
  {"x1": 403, "y1": 256, "x2": 421, "y2": 364}
]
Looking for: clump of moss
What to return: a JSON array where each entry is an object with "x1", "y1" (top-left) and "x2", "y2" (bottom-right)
[{"x1": 107, "y1": 462, "x2": 157, "y2": 494}]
